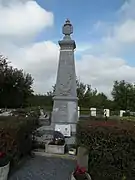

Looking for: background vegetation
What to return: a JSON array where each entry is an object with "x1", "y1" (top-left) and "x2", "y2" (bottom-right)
[
  {"x1": 1, "y1": 54, "x2": 135, "y2": 178},
  {"x1": 0, "y1": 110, "x2": 39, "y2": 170},
  {"x1": 76, "y1": 119, "x2": 135, "y2": 180},
  {"x1": 1, "y1": 55, "x2": 135, "y2": 112}
]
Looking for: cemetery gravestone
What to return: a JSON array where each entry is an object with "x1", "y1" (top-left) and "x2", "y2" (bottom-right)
[
  {"x1": 104, "y1": 109, "x2": 110, "y2": 117},
  {"x1": 120, "y1": 110, "x2": 126, "y2": 117},
  {"x1": 90, "y1": 108, "x2": 96, "y2": 117}
]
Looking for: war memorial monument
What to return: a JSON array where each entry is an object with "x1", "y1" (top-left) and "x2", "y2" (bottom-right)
[{"x1": 51, "y1": 19, "x2": 78, "y2": 137}]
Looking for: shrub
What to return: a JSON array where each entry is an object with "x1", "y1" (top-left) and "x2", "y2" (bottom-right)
[
  {"x1": 0, "y1": 115, "x2": 38, "y2": 169},
  {"x1": 123, "y1": 112, "x2": 130, "y2": 117},
  {"x1": 120, "y1": 116, "x2": 135, "y2": 121},
  {"x1": 76, "y1": 120, "x2": 135, "y2": 180}
]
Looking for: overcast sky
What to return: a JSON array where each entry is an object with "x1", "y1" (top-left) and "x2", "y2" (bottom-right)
[{"x1": 1, "y1": 0, "x2": 135, "y2": 97}]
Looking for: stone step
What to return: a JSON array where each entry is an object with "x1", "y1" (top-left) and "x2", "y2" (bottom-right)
[{"x1": 32, "y1": 150, "x2": 77, "y2": 160}]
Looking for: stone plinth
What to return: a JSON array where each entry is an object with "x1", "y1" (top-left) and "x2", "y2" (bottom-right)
[
  {"x1": 45, "y1": 143, "x2": 66, "y2": 154},
  {"x1": 77, "y1": 147, "x2": 88, "y2": 171}
]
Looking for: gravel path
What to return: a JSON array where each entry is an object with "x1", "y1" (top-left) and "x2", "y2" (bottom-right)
[{"x1": 9, "y1": 156, "x2": 76, "y2": 180}]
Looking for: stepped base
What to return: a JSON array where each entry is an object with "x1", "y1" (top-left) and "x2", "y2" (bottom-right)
[
  {"x1": 45, "y1": 143, "x2": 66, "y2": 154},
  {"x1": 36, "y1": 125, "x2": 76, "y2": 145},
  {"x1": 32, "y1": 150, "x2": 77, "y2": 160}
]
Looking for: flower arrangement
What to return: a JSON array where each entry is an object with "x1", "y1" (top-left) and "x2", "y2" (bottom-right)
[
  {"x1": 0, "y1": 152, "x2": 9, "y2": 167},
  {"x1": 73, "y1": 165, "x2": 91, "y2": 180}
]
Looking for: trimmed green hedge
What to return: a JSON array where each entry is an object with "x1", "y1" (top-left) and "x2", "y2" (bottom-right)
[
  {"x1": 0, "y1": 115, "x2": 39, "y2": 169},
  {"x1": 76, "y1": 120, "x2": 135, "y2": 180}
]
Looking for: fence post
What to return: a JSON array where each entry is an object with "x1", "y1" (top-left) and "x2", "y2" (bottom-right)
[{"x1": 78, "y1": 106, "x2": 80, "y2": 118}]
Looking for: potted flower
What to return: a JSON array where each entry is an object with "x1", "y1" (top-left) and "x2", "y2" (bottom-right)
[
  {"x1": 71, "y1": 165, "x2": 92, "y2": 180},
  {"x1": 0, "y1": 152, "x2": 10, "y2": 180}
]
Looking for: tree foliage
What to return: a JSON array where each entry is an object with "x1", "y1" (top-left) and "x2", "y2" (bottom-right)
[
  {"x1": 31, "y1": 79, "x2": 135, "y2": 112},
  {"x1": 77, "y1": 119, "x2": 135, "y2": 180},
  {"x1": 30, "y1": 79, "x2": 111, "y2": 109},
  {"x1": 0, "y1": 55, "x2": 33, "y2": 108},
  {"x1": 111, "y1": 80, "x2": 135, "y2": 111},
  {"x1": 76, "y1": 79, "x2": 109, "y2": 108},
  {"x1": 1, "y1": 54, "x2": 135, "y2": 112}
]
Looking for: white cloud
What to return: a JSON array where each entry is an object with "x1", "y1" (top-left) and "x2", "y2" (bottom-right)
[
  {"x1": 118, "y1": 0, "x2": 135, "y2": 20},
  {"x1": 0, "y1": 0, "x2": 53, "y2": 41},
  {"x1": 76, "y1": 54, "x2": 135, "y2": 97},
  {"x1": 22, "y1": 41, "x2": 59, "y2": 93},
  {"x1": 114, "y1": 19, "x2": 135, "y2": 43},
  {"x1": 76, "y1": 0, "x2": 135, "y2": 97},
  {"x1": 98, "y1": 0, "x2": 135, "y2": 55},
  {"x1": 0, "y1": 40, "x2": 59, "y2": 94},
  {"x1": 102, "y1": 19, "x2": 135, "y2": 52},
  {"x1": 0, "y1": 0, "x2": 55, "y2": 93},
  {"x1": 1, "y1": 0, "x2": 135, "y2": 99}
]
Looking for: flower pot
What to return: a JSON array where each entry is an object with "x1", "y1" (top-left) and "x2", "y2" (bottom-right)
[
  {"x1": 0, "y1": 162, "x2": 10, "y2": 180},
  {"x1": 71, "y1": 172, "x2": 92, "y2": 180},
  {"x1": 71, "y1": 173, "x2": 76, "y2": 180},
  {"x1": 68, "y1": 148, "x2": 76, "y2": 155}
]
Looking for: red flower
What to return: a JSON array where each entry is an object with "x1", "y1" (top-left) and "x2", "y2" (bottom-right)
[
  {"x1": 74, "y1": 165, "x2": 87, "y2": 176},
  {"x1": 0, "y1": 152, "x2": 5, "y2": 158}
]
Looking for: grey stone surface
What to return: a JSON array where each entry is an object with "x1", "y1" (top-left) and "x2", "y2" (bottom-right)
[
  {"x1": 35, "y1": 127, "x2": 76, "y2": 145},
  {"x1": 45, "y1": 143, "x2": 65, "y2": 154},
  {"x1": 77, "y1": 147, "x2": 89, "y2": 171},
  {"x1": 9, "y1": 156, "x2": 76, "y2": 180},
  {"x1": 65, "y1": 136, "x2": 76, "y2": 145},
  {"x1": 51, "y1": 19, "x2": 78, "y2": 131}
]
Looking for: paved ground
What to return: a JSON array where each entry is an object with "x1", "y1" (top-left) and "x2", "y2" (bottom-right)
[{"x1": 9, "y1": 156, "x2": 76, "y2": 180}]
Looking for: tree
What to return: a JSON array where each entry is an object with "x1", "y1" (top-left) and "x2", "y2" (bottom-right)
[
  {"x1": 46, "y1": 85, "x2": 56, "y2": 97},
  {"x1": 29, "y1": 94, "x2": 53, "y2": 109},
  {"x1": 76, "y1": 79, "x2": 96, "y2": 107},
  {"x1": 28, "y1": 78, "x2": 111, "y2": 109},
  {"x1": 111, "y1": 80, "x2": 135, "y2": 111},
  {"x1": 76, "y1": 79, "x2": 110, "y2": 108},
  {"x1": 0, "y1": 55, "x2": 33, "y2": 108}
]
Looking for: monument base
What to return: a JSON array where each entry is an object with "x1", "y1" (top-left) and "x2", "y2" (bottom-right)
[
  {"x1": 38, "y1": 123, "x2": 76, "y2": 133},
  {"x1": 45, "y1": 143, "x2": 66, "y2": 154},
  {"x1": 37, "y1": 122, "x2": 76, "y2": 146},
  {"x1": 51, "y1": 96, "x2": 78, "y2": 131}
]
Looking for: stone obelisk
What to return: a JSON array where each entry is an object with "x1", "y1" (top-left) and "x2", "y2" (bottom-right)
[{"x1": 51, "y1": 19, "x2": 78, "y2": 134}]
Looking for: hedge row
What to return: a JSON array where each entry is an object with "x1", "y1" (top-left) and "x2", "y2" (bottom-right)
[
  {"x1": 0, "y1": 114, "x2": 39, "y2": 169},
  {"x1": 76, "y1": 119, "x2": 135, "y2": 180}
]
